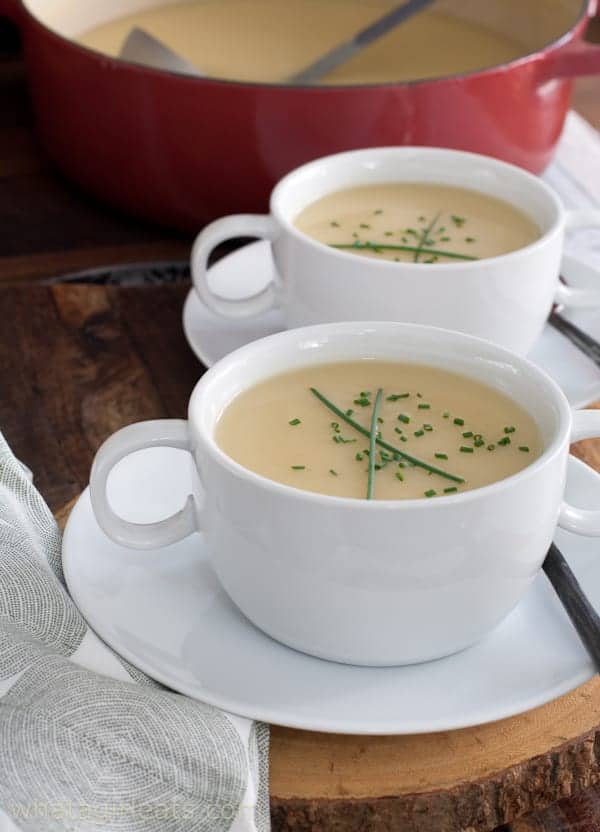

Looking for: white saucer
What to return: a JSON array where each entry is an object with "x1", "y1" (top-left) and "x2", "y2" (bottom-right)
[
  {"x1": 63, "y1": 446, "x2": 599, "y2": 735},
  {"x1": 182, "y1": 241, "x2": 600, "y2": 409}
]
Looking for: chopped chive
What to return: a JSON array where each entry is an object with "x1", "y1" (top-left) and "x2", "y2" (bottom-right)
[
  {"x1": 291, "y1": 465, "x2": 305, "y2": 470},
  {"x1": 330, "y1": 221, "x2": 340, "y2": 227},
  {"x1": 465, "y1": 237, "x2": 476, "y2": 243},
  {"x1": 387, "y1": 393, "x2": 410, "y2": 401},
  {"x1": 504, "y1": 426, "x2": 516, "y2": 434},
  {"x1": 345, "y1": 409, "x2": 354, "y2": 417},
  {"x1": 444, "y1": 486, "x2": 458, "y2": 494},
  {"x1": 394, "y1": 426, "x2": 403, "y2": 435},
  {"x1": 487, "y1": 444, "x2": 496, "y2": 451},
  {"x1": 416, "y1": 393, "x2": 423, "y2": 398},
  {"x1": 330, "y1": 421, "x2": 340, "y2": 432},
  {"x1": 418, "y1": 403, "x2": 431, "y2": 410},
  {"x1": 384, "y1": 230, "x2": 394, "y2": 236},
  {"x1": 435, "y1": 453, "x2": 448, "y2": 460},
  {"x1": 451, "y1": 215, "x2": 466, "y2": 227},
  {"x1": 519, "y1": 446, "x2": 530, "y2": 452},
  {"x1": 377, "y1": 417, "x2": 384, "y2": 424},
  {"x1": 397, "y1": 413, "x2": 410, "y2": 424},
  {"x1": 309, "y1": 388, "x2": 464, "y2": 483},
  {"x1": 454, "y1": 418, "x2": 465, "y2": 426},
  {"x1": 440, "y1": 236, "x2": 451, "y2": 242},
  {"x1": 359, "y1": 223, "x2": 371, "y2": 229},
  {"x1": 423, "y1": 424, "x2": 433, "y2": 432},
  {"x1": 355, "y1": 452, "x2": 364, "y2": 461},
  {"x1": 395, "y1": 472, "x2": 404, "y2": 481},
  {"x1": 329, "y1": 469, "x2": 338, "y2": 476},
  {"x1": 400, "y1": 436, "x2": 408, "y2": 442},
  {"x1": 424, "y1": 489, "x2": 437, "y2": 498},
  {"x1": 474, "y1": 439, "x2": 485, "y2": 447},
  {"x1": 374, "y1": 209, "x2": 383, "y2": 215},
  {"x1": 443, "y1": 411, "x2": 450, "y2": 419},
  {"x1": 460, "y1": 446, "x2": 474, "y2": 453},
  {"x1": 333, "y1": 435, "x2": 356, "y2": 444},
  {"x1": 288, "y1": 418, "x2": 301, "y2": 426},
  {"x1": 498, "y1": 436, "x2": 511, "y2": 446},
  {"x1": 366, "y1": 389, "x2": 383, "y2": 499},
  {"x1": 354, "y1": 397, "x2": 371, "y2": 407},
  {"x1": 414, "y1": 429, "x2": 425, "y2": 437},
  {"x1": 462, "y1": 431, "x2": 473, "y2": 438}
]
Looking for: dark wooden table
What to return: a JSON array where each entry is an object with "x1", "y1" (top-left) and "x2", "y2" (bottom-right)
[{"x1": 3, "y1": 15, "x2": 600, "y2": 832}]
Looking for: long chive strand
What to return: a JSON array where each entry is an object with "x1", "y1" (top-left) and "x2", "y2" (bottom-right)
[
  {"x1": 366, "y1": 388, "x2": 383, "y2": 499},
  {"x1": 330, "y1": 243, "x2": 477, "y2": 261},
  {"x1": 414, "y1": 210, "x2": 441, "y2": 263},
  {"x1": 309, "y1": 387, "x2": 464, "y2": 484}
]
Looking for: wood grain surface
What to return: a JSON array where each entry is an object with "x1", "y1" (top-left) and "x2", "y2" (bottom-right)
[{"x1": 3, "y1": 12, "x2": 600, "y2": 832}]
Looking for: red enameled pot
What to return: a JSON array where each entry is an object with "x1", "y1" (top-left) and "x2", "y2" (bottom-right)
[{"x1": 2, "y1": 0, "x2": 600, "y2": 230}]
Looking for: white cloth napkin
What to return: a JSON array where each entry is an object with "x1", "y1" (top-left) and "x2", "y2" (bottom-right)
[
  {"x1": 543, "y1": 110, "x2": 600, "y2": 268},
  {"x1": 0, "y1": 433, "x2": 269, "y2": 832}
]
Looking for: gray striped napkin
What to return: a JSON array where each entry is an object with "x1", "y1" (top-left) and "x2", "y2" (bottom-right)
[{"x1": 0, "y1": 433, "x2": 269, "y2": 832}]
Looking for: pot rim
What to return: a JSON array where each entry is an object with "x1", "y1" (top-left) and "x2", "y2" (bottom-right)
[{"x1": 22, "y1": 0, "x2": 591, "y2": 90}]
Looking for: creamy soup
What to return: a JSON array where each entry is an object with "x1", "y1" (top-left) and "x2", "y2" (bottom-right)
[
  {"x1": 78, "y1": 0, "x2": 528, "y2": 85},
  {"x1": 216, "y1": 362, "x2": 542, "y2": 500},
  {"x1": 294, "y1": 184, "x2": 540, "y2": 264}
]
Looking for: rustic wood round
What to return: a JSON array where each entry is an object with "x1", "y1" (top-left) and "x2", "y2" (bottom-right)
[{"x1": 55, "y1": 434, "x2": 600, "y2": 832}]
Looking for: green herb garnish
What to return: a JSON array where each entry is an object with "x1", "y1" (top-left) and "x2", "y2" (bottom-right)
[
  {"x1": 460, "y1": 446, "x2": 474, "y2": 453},
  {"x1": 366, "y1": 388, "x2": 383, "y2": 499},
  {"x1": 444, "y1": 486, "x2": 458, "y2": 494},
  {"x1": 291, "y1": 465, "x2": 305, "y2": 470},
  {"x1": 387, "y1": 393, "x2": 410, "y2": 401},
  {"x1": 288, "y1": 418, "x2": 301, "y2": 426},
  {"x1": 309, "y1": 387, "x2": 464, "y2": 483},
  {"x1": 454, "y1": 418, "x2": 465, "y2": 426},
  {"x1": 424, "y1": 489, "x2": 437, "y2": 498},
  {"x1": 498, "y1": 436, "x2": 511, "y2": 446},
  {"x1": 418, "y1": 403, "x2": 431, "y2": 410},
  {"x1": 435, "y1": 452, "x2": 448, "y2": 460},
  {"x1": 519, "y1": 446, "x2": 530, "y2": 452},
  {"x1": 397, "y1": 413, "x2": 410, "y2": 424},
  {"x1": 330, "y1": 242, "x2": 478, "y2": 261}
]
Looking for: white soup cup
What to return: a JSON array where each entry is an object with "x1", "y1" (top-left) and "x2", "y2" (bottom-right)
[
  {"x1": 90, "y1": 322, "x2": 600, "y2": 666},
  {"x1": 191, "y1": 147, "x2": 600, "y2": 355}
]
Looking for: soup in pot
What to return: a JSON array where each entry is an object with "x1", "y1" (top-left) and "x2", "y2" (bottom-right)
[{"x1": 78, "y1": 0, "x2": 529, "y2": 84}]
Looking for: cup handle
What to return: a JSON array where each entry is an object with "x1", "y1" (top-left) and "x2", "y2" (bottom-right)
[
  {"x1": 554, "y1": 211, "x2": 600, "y2": 308},
  {"x1": 191, "y1": 214, "x2": 279, "y2": 318},
  {"x1": 558, "y1": 410, "x2": 600, "y2": 536},
  {"x1": 89, "y1": 420, "x2": 199, "y2": 549}
]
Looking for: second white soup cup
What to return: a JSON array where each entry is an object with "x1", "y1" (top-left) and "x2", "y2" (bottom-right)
[
  {"x1": 192, "y1": 147, "x2": 600, "y2": 355},
  {"x1": 90, "y1": 322, "x2": 600, "y2": 666}
]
